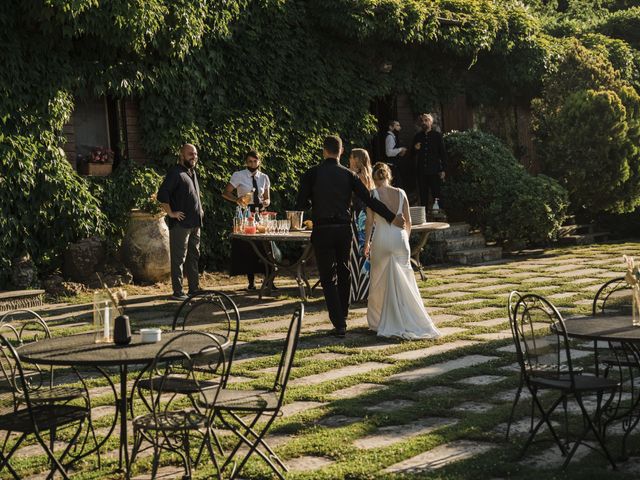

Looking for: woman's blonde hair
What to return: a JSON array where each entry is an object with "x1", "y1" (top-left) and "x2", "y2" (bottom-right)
[
  {"x1": 372, "y1": 162, "x2": 393, "y2": 183},
  {"x1": 350, "y1": 148, "x2": 374, "y2": 189}
]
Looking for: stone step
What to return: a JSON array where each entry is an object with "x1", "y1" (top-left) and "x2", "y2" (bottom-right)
[
  {"x1": 0, "y1": 289, "x2": 45, "y2": 313},
  {"x1": 430, "y1": 233, "x2": 486, "y2": 252},
  {"x1": 558, "y1": 231, "x2": 610, "y2": 246},
  {"x1": 428, "y1": 222, "x2": 470, "y2": 241},
  {"x1": 558, "y1": 223, "x2": 596, "y2": 236},
  {"x1": 446, "y1": 246, "x2": 503, "y2": 265}
]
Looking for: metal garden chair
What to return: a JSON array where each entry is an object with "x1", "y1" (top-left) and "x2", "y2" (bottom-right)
[
  {"x1": 0, "y1": 334, "x2": 91, "y2": 479},
  {"x1": 512, "y1": 294, "x2": 620, "y2": 469},
  {"x1": 205, "y1": 303, "x2": 303, "y2": 480},
  {"x1": 130, "y1": 330, "x2": 227, "y2": 480},
  {"x1": 0, "y1": 309, "x2": 99, "y2": 465}
]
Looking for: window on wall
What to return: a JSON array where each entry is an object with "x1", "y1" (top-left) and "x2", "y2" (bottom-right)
[{"x1": 74, "y1": 98, "x2": 111, "y2": 163}]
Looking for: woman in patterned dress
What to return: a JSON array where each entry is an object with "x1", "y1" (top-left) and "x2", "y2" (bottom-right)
[{"x1": 348, "y1": 148, "x2": 375, "y2": 303}]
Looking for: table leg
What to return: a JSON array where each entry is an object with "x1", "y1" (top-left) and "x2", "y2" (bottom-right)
[
  {"x1": 410, "y1": 231, "x2": 431, "y2": 281},
  {"x1": 118, "y1": 364, "x2": 130, "y2": 475}
]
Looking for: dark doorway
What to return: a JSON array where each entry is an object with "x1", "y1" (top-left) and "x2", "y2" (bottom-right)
[{"x1": 369, "y1": 95, "x2": 397, "y2": 164}]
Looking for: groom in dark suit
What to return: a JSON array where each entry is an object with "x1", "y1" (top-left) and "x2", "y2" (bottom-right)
[{"x1": 295, "y1": 136, "x2": 405, "y2": 337}]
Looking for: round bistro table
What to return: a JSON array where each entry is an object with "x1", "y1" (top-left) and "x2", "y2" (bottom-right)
[
  {"x1": 231, "y1": 230, "x2": 314, "y2": 301},
  {"x1": 409, "y1": 222, "x2": 450, "y2": 280},
  {"x1": 18, "y1": 331, "x2": 229, "y2": 476}
]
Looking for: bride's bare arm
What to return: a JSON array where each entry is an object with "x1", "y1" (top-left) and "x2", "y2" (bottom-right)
[
  {"x1": 402, "y1": 191, "x2": 412, "y2": 235},
  {"x1": 363, "y1": 207, "x2": 375, "y2": 256}
]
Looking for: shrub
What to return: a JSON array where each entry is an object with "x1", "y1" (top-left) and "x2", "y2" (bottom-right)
[
  {"x1": 0, "y1": 131, "x2": 106, "y2": 287},
  {"x1": 443, "y1": 130, "x2": 569, "y2": 245}
]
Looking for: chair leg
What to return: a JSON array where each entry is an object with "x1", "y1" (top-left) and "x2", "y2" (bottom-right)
[
  {"x1": 563, "y1": 393, "x2": 617, "y2": 470},
  {"x1": 520, "y1": 394, "x2": 566, "y2": 459},
  {"x1": 205, "y1": 426, "x2": 223, "y2": 480},
  {"x1": 0, "y1": 434, "x2": 26, "y2": 480},
  {"x1": 221, "y1": 412, "x2": 286, "y2": 480},
  {"x1": 506, "y1": 376, "x2": 524, "y2": 440}
]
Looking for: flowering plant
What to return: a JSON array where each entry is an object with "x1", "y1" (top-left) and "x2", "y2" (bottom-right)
[
  {"x1": 89, "y1": 146, "x2": 114, "y2": 164},
  {"x1": 623, "y1": 255, "x2": 640, "y2": 287}
]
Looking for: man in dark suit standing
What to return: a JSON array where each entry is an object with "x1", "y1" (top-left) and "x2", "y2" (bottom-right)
[
  {"x1": 295, "y1": 135, "x2": 405, "y2": 337},
  {"x1": 412, "y1": 113, "x2": 448, "y2": 209}
]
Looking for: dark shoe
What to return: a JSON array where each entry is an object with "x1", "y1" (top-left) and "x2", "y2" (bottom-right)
[
  {"x1": 270, "y1": 283, "x2": 279, "y2": 291},
  {"x1": 170, "y1": 293, "x2": 189, "y2": 301},
  {"x1": 246, "y1": 284, "x2": 257, "y2": 291},
  {"x1": 329, "y1": 328, "x2": 346, "y2": 338}
]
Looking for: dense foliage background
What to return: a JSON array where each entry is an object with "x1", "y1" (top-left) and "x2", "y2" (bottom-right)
[{"x1": 1, "y1": 0, "x2": 639, "y2": 287}]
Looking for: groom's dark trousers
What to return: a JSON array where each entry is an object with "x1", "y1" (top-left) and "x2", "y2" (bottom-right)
[{"x1": 312, "y1": 223, "x2": 351, "y2": 330}]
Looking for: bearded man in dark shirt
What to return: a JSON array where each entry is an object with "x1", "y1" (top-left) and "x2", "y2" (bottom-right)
[
  {"x1": 157, "y1": 144, "x2": 204, "y2": 300},
  {"x1": 295, "y1": 136, "x2": 405, "y2": 337},
  {"x1": 412, "y1": 113, "x2": 448, "y2": 209}
]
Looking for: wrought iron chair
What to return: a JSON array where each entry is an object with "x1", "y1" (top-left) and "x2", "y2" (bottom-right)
[
  {"x1": 0, "y1": 310, "x2": 99, "y2": 465},
  {"x1": 0, "y1": 334, "x2": 91, "y2": 479},
  {"x1": 205, "y1": 303, "x2": 303, "y2": 480},
  {"x1": 135, "y1": 290, "x2": 240, "y2": 395},
  {"x1": 130, "y1": 330, "x2": 227, "y2": 480},
  {"x1": 592, "y1": 277, "x2": 638, "y2": 457},
  {"x1": 512, "y1": 294, "x2": 620, "y2": 469},
  {"x1": 505, "y1": 292, "x2": 581, "y2": 440}
]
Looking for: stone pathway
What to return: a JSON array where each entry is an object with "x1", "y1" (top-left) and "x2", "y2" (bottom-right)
[{"x1": 12, "y1": 242, "x2": 640, "y2": 479}]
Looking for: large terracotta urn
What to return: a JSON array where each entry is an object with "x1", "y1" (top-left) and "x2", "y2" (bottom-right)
[{"x1": 121, "y1": 210, "x2": 171, "y2": 283}]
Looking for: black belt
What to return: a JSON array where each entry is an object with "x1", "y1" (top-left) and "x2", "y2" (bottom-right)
[{"x1": 314, "y1": 217, "x2": 350, "y2": 226}]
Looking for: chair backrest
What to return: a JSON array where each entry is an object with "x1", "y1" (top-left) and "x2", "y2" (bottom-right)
[
  {"x1": 512, "y1": 293, "x2": 578, "y2": 389},
  {"x1": 172, "y1": 290, "x2": 240, "y2": 382},
  {"x1": 593, "y1": 277, "x2": 632, "y2": 316},
  {"x1": 507, "y1": 290, "x2": 522, "y2": 340},
  {"x1": 0, "y1": 334, "x2": 37, "y2": 417},
  {"x1": 140, "y1": 331, "x2": 227, "y2": 419},
  {"x1": 0, "y1": 310, "x2": 52, "y2": 394},
  {"x1": 271, "y1": 303, "x2": 303, "y2": 407}
]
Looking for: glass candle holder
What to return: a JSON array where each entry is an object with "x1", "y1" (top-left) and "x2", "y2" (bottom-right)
[{"x1": 93, "y1": 290, "x2": 115, "y2": 343}]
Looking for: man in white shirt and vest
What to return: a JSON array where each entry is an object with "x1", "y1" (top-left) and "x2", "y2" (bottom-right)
[{"x1": 384, "y1": 120, "x2": 407, "y2": 189}]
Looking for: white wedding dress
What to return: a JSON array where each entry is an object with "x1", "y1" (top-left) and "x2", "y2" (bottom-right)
[{"x1": 367, "y1": 188, "x2": 441, "y2": 340}]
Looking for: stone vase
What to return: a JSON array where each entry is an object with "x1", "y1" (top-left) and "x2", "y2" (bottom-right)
[{"x1": 121, "y1": 210, "x2": 171, "y2": 283}]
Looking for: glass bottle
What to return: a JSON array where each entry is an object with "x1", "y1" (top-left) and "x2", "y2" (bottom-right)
[{"x1": 93, "y1": 290, "x2": 115, "y2": 343}]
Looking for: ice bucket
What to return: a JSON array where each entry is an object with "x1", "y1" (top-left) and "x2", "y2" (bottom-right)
[{"x1": 286, "y1": 211, "x2": 304, "y2": 230}]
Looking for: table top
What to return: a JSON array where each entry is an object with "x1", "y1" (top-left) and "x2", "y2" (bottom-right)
[
  {"x1": 411, "y1": 222, "x2": 450, "y2": 232},
  {"x1": 231, "y1": 221, "x2": 449, "y2": 242},
  {"x1": 562, "y1": 315, "x2": 640, "y2": 342},
  {"x1": 231, "y1": 230, "x2": 311, "y2": 242},
  {"x1": 18, "y1": 331, "x2": 228, "y2": 367}
]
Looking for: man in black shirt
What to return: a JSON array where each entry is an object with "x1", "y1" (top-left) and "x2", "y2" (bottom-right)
[
  {"x1": 412, "y1": 113, "x2": 448, "y2": 208},
  {"x1": 157, "y1": 144, "x2": 204, "y2": 300},
  {"x1": 296, "y1": 136, "x2": 405, "y2": 337}
]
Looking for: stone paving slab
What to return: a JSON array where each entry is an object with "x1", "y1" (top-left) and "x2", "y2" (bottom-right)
[
  {"x1": 289, "y1": 362, "x2": 391, "y2": 387},
  {"x1": 280, "y1": 401, "x2": 327, "y2": 418},
  {"x1": 455, "y1": 374, "x2": 507, "y2": 386},
  {"x1": 329, "y1": 382, "x2": 386, "y2": 400},
  {"x1": 389, "y1": 340, "x2": 479, "y2": 361},
  {"x1": 454, "y1": 298, "x2": 489, "y2": 306},
  {"x1": 438, "y1": 326, "x2": 468, "y2": 337},
  {"x1": 547, "y1": 292, "x2": 578, "y2": 299},
  {"x1": 555, "y1": 268, "x2": 606, "y2": 278},
  {"x1": 422, "y1": 283, "x2": 475, "y2": 293},
  {"x1": 466, "y1": 318, "x2": 507, "y2": 328},
  {"x1": 465, "y1": 307, "x2": 503, "y2": 316},
  {"x1": 287, "y1": 455, "x2": 335, "y2": 471},
  {"x1": 521, "y1": 443, "x2": 592, "y2": 468},
  {"x1": 473, "y1": 329, "x2": 513, "y2": 341},
  {"x1": 431, "y1": 314, "x2": 461, "y2": 323},
  {"x1": 388, "y1": 355, "x2": 498, "y2": 383},
  {"x1": 305, "y1": 352, "x2": 351, "y2": 362},
  {"x1": 365, "y1": 399, "x2": 417, "y2": 412},
  {"x1": 354, "y1": 417, "x2": 458, "y2": 449},
  {"x1": 382, "y1": 440, "x2": 496, "y2": 473},
  {"x1": 453, "y1": 401, "x2": 494, "y2": 413},
  {"x1": 417, "y1": 385, "x2": 459, "y2": 397},
  {"x1": 433, "y1": 291, "x2": 470, "y2": 299},
  {"x1": 491, "y1": 388, "x2": 531, "y2": 403},
  {"x1": 473, "y1": 284, "x2": 519, "y2": 292},
  {"x1": 571, "y1": 277, "x2": 602, "y2": 284},
  {"x1": 523, "y1": 276, "x2": 556, "y2": 283},
  {"x1": 318, "y1": 415, "x2": 362, "y2": 427}
]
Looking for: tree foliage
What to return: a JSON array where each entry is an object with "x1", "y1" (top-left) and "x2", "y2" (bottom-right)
[{"x1": 532, "y1": 39, "x2": 640, "y2": 214}]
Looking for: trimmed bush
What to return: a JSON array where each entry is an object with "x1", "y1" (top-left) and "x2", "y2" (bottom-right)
[{"x1": 444, "y1": 130, "x2": 569, "y2": 245}]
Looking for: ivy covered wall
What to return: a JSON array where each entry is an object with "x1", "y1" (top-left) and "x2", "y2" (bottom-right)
[{"x1": 1, "y1": 0, "x2": 638, "y2": 286}]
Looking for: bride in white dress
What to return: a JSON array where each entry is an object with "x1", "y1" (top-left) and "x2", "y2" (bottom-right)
[{"x1": 363, "y1": 163, "x2": 440, "y2": 340}]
